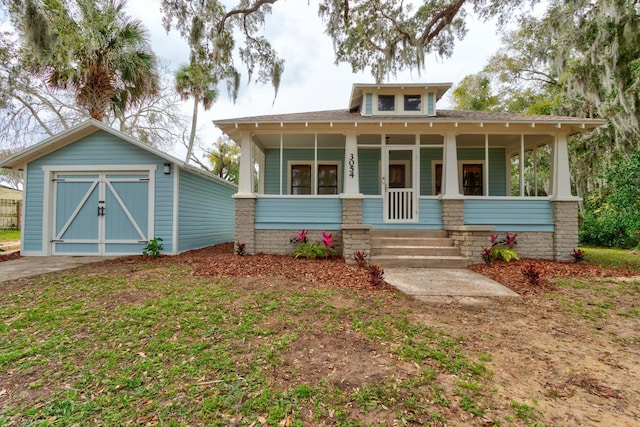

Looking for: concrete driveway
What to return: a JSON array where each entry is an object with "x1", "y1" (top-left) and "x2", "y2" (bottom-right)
[
  {"x1": 384, "y1": 268, "x2": 519, "y2": 304},
  {"x1": 0, "y1": 256, "x2": 115, "y2": 282}
]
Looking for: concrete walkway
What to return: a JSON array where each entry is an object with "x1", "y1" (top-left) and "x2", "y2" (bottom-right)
[
  {"x1": 384, "y1": 268, "x2": 519, "y2": 304},
  {"x1": 0, "y1": 256, "x2": 114, "y2": 282}
]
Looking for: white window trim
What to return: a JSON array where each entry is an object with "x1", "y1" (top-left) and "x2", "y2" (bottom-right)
[
  {"x1": 376, "y1": 94, "x2": 396, "y2": 113},
  {"x1": 286, "y1": 160, "x2": 342, "y2": 195},
  {"x1": 373, "y1": 93, "x2": 427, "y2": 115},
  {"x1": 458, "y1": 160, "x2": 486, "y2": 196}
]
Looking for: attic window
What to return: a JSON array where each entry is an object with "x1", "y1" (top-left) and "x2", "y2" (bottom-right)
[
  {"x1": 378, "y1": 95, "x2": 395, "y2": 112},
  {"x1": 404, "y1": 94, "x2": 421, "y2": 111}
]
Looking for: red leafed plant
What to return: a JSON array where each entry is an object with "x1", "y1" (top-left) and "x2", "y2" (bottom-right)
[
  {"x1": 521, "y1": 262, "x2": 544, "y2": 285},
  {"x1": 367, "y1": 264, "x2": 385, "y2": 286},
  {"x1": 352, "y1": 250, "x2": 368, "y2": 267}
]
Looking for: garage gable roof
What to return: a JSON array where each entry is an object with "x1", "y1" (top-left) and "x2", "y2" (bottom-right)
[{"x1": 0, "y1": 119, "x2": 236, "y2": 189}]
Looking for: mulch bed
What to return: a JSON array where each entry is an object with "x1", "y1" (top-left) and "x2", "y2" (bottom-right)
[{"x1": 3, "y1": 243, "x2": 638, "y2": 296}]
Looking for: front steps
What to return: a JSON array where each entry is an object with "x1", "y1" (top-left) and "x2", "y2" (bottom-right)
[{"x1": 369, "y1": 230, "x2": 468, "y2": 269}]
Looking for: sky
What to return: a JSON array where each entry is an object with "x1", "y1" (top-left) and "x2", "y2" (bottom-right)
[{"x1": 127, "y1": 0, "x2": 503, "y2": 158}]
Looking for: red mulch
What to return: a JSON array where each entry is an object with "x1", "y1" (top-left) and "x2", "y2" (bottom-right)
[
  {"x1": 0, "y1": 251, "x2": 21, "y2": 262},
  {"x1": 3, "y1": 243, "x2": 638, "y2": 296},
  {"x1": 469, "y1": 258, "x2": 639, "y2": 296}
]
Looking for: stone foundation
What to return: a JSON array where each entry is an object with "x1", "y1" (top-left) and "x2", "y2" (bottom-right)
[
  {"x1": 441, "y1": 199, "x2": 464, "y2": 228},
  {"x1": 234, "y1": 197, "x2": 256, "y2": 254},
  {"x1": 552, "y1": 201, "x2": 579, "y2": 262},
  {"x1": 449, "y1": 227, "x2": 555, "y2": 264},
  {"x1": 255, "y1": 229, "x2": 343, "y2": 255},
  {"x1": 342, "y1": 225, "x2": 371, "y2": 263}
]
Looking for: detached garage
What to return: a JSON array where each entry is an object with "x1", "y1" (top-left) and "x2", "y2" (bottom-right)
[{"x1": 0, "y1": 119, "x2": 236, "y2": 256}]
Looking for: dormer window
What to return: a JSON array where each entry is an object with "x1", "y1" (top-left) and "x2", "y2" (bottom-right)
[
  {"x1": 378, "y1": 95, "x2": 395, "y2": 112},
  {"x1": 404, "y1": 94, "x2": 421, "y2": 111}
]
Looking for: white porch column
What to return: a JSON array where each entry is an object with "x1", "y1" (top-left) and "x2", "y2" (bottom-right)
[
  {"x1": 551, "y1": 132, "x2": 575, "y2": 200},
  {"x1": 237, "y1": 132, "x2": 254, "y2": 196},
  {"x1": 343, "y1": 131, "x2": 360, "y2": 194},
  {"x1": 442, "y1": 131, "x2": 461, "y2": 198}
]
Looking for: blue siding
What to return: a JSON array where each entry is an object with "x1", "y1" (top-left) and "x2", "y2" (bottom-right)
[
  {"x1": 25, "y1": 130, "x2": 175, "y2": 253},
  {"x1": 177, "y1": 170, "x2": 235, "y2": 252},
  {"x1": 457, "y1": 148, "x2": 506, "y2": 196},
  {"x1": 264, "y1": 148, "x2": 345, "y2": 194},
  {"x1": 464, "y1": 199, "x2": 554, "y2": 231},
  {"x1": 255, "y1": 197, "x2": 341, "y2": 230},
  {"x1": 358, "y1": 148, "x2": 381, "y2": 195},
  {"x1": 419, "y1": 148, "x2": 443, "y2": 195},
  {"x1": 365, "y1": 93, "x2": 373, "y2": 115},
  {"x1": 362, "y1": 198, "x2": 442, "y2": 229}
]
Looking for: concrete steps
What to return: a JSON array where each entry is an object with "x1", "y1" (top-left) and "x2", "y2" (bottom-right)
[{"x1": 370, "y1": 230, "x2": 468, "y2": 269}]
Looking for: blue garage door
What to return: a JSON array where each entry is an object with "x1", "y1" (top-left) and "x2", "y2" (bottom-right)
[{"x1": 52, "y1": 172, "x2": 151, "y2": 255}]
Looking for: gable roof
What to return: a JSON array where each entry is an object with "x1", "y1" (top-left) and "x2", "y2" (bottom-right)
[{"x1": 0, "y1": 119, "x2": 236, "y2": 189}]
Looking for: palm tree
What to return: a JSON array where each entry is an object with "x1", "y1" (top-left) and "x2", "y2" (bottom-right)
[
  {"x1": 20, "y1": 0, "x2": 159, "y2": 121},
  {"x1": 175, "y1": 63, "x2": 218, "y2": 164}
]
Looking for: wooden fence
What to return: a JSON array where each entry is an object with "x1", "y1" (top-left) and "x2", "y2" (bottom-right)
[{"x1": 0, "y1": 199, "x2": 21, "y2": 230}]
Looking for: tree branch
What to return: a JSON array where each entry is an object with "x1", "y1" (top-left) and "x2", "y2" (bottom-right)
[{"x1": 217, "y1": 0, "x2": 279, "y2": 35}]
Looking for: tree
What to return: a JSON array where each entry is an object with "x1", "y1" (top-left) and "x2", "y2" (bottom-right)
[
  {"x1": 13, "y1": 0, "x2": 160, "y2": 121},
  {"x1": 175, "y1": 64, "x2": 218, "y2": 164},
  {"x1": 208, "y1": 137, "x2": 239, "y2": 183}
]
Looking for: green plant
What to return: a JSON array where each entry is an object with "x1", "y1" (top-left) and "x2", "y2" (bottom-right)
[
  {"x1": 142, "y1": 237, "x2": 163, "y2": 258},
  {"x1": 291, "y1": 230, "x2": 337, "y2": 259},
  {"x1": 481, "y1": 233, "x2": 520, "y2": 265}
]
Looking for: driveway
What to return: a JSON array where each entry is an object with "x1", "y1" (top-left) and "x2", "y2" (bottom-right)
[{"x1": 0, "y1": 256, "x2": 115, "y2": 282}]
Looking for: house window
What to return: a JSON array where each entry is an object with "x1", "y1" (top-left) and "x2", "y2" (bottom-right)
[
  {"x1": 462, "y1": 164, "x2": 483, "y2": 195},
  {"x1": 318, "y1": 164, "x2": 338, "y2": 194},
  {"x1": 291, "y1": 164, "x2": 312, "y2": 194},
  {"x1": 434, "y1": 163, "x2": 442, "y2": 195},
  {"x1": 289, "y1": 162, "x2": 340, "y2": 195},
  {"x1": 404, "y1": 94, "x2": 421, "y2": 111},
  {"x1": 378, "y1": 95, "x2": 395, "y2": 112}
]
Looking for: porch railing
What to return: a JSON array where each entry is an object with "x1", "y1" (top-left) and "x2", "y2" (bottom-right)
[{"x1": 386, "y1": 189, "x2": 414, "y2": 221}]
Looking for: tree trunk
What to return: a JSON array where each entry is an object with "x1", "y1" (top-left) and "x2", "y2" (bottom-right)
[{"x1": 185, "y1": 96, "x2": 199, "y2": 164}]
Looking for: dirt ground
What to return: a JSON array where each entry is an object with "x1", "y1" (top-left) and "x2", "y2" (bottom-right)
[{"x1": 2, "y1": 244, "x2": 639, "y2": 425}]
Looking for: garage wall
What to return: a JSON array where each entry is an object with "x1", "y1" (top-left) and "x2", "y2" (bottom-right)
[
  {"x1": 177, "y1": 169, "x2": 235, "y2": 253},
  {"x1": 23, "y1": 130, "x2": 175, "y2": 255}
]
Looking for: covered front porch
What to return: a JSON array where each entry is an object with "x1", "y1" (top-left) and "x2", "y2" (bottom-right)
[{"x1": 224, "y1": 119, "x2": 580, "y2": 263}]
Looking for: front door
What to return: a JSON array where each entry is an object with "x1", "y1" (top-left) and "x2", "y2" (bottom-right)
[
  {"x1": 383, "y1": 146, "x2": 418, "y2": 222},
  {"x1": 52, "y1": 172, "x2": 151, "y2": 255}
]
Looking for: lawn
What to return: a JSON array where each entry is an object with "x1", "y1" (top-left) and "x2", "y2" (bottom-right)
[
  {"x1": 0, "y1": 229, "x2": 20, "y2": 242},
  {"x1": 1, "y1": 244, "x2": 638, "y2": 426}
]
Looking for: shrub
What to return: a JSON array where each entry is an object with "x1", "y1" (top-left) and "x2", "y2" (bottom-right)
[
  {"x1": 291, "y1": 230, "x2": 337, "y2": 259},
  {"x1": 481, "y1": 232, "x2": 520, "y2": 265},
  {"x1": 571, "y1": 248, "x2": 584, "y2": 263},
  {"x1": 143, "y1": 237, "x2": 163, "y2": 258},
  {"x1": 235, "y1": 242, "x2": 246, "y2": 256},
  {"x1": 521, "y1": 262, "x2": 543, "y2": 285},
  {"x1": 352, "y1": 250, "x2": 368, "y2": 267},
  {"x1": 367, "y1": 264, "x2": 385, "y2": 286}
]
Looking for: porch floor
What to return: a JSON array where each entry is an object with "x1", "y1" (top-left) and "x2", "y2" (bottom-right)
[{"x1": 384, "y1": 268, "x2": 519, "y2": 304}]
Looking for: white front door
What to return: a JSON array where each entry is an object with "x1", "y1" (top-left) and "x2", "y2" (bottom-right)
[
  {"x1": 382, "y1": 145, "x2": 418, "y2": 223},
  {"x1": 52, "y1": 172, "x2": 152, "y2": 255}
]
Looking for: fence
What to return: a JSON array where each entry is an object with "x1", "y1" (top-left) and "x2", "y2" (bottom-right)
[{"x1": 0, "y1": 199, "x2": 21, "y2": 230}]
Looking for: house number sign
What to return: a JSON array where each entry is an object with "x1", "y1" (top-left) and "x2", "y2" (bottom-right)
[{"x1": 349, "y1": 153, "x2": 355, "y2": 178}]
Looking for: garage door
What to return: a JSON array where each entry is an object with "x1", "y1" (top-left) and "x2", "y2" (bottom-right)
[{"x1": 52, "y1": 172, "x2": 152, "y2": 255}]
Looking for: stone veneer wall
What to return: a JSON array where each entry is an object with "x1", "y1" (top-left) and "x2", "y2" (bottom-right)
[
  {"x1": 341, "y1": 197, "x2": 370, "y2": 263},
  {"x1": 450, "y1": 229, "x2": 554, "y2": 264},
  {"x1": 234, "y1": 197, "x2": 256, "y2": 254},
  {"x1": 552, "y1": 200, "x2": 579, "y2": 262},
  {"x1": 441, "y1": 199, "x2": 464, "y2": 228},
  {"x1": 255, "y1": 229, "x2": 343, "y2": 255}
]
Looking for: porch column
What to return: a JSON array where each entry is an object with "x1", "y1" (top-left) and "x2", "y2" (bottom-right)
[
  {"x1": 237, "y1": 132, "x2": 254, "y2": 196},
  {"x1": 442, "y1": 131, "x2": 460, "y2": 198},
  {"x1": 550, "y1": 132, "x2": 574, "y2": 200},
  {"x1": 343, "y1": 131, "x2": 360, "y2": 194},
  {"x1": 550, "y1": 132, "x2": 579, "y2": 261}
]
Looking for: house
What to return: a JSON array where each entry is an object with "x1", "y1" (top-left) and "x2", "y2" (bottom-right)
[
  {"x1": 0, "y1": 185, "x2": 23, "y2": 201},
  {"x1": 0, "y1": 185, "x2": 23, "y2": 230},
  {"x1": 214, "y1": 83, "x2": 606, "y2": 266},
  {"x1": 0, "y1": 119, "x2": 236, "y2": 256}
]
